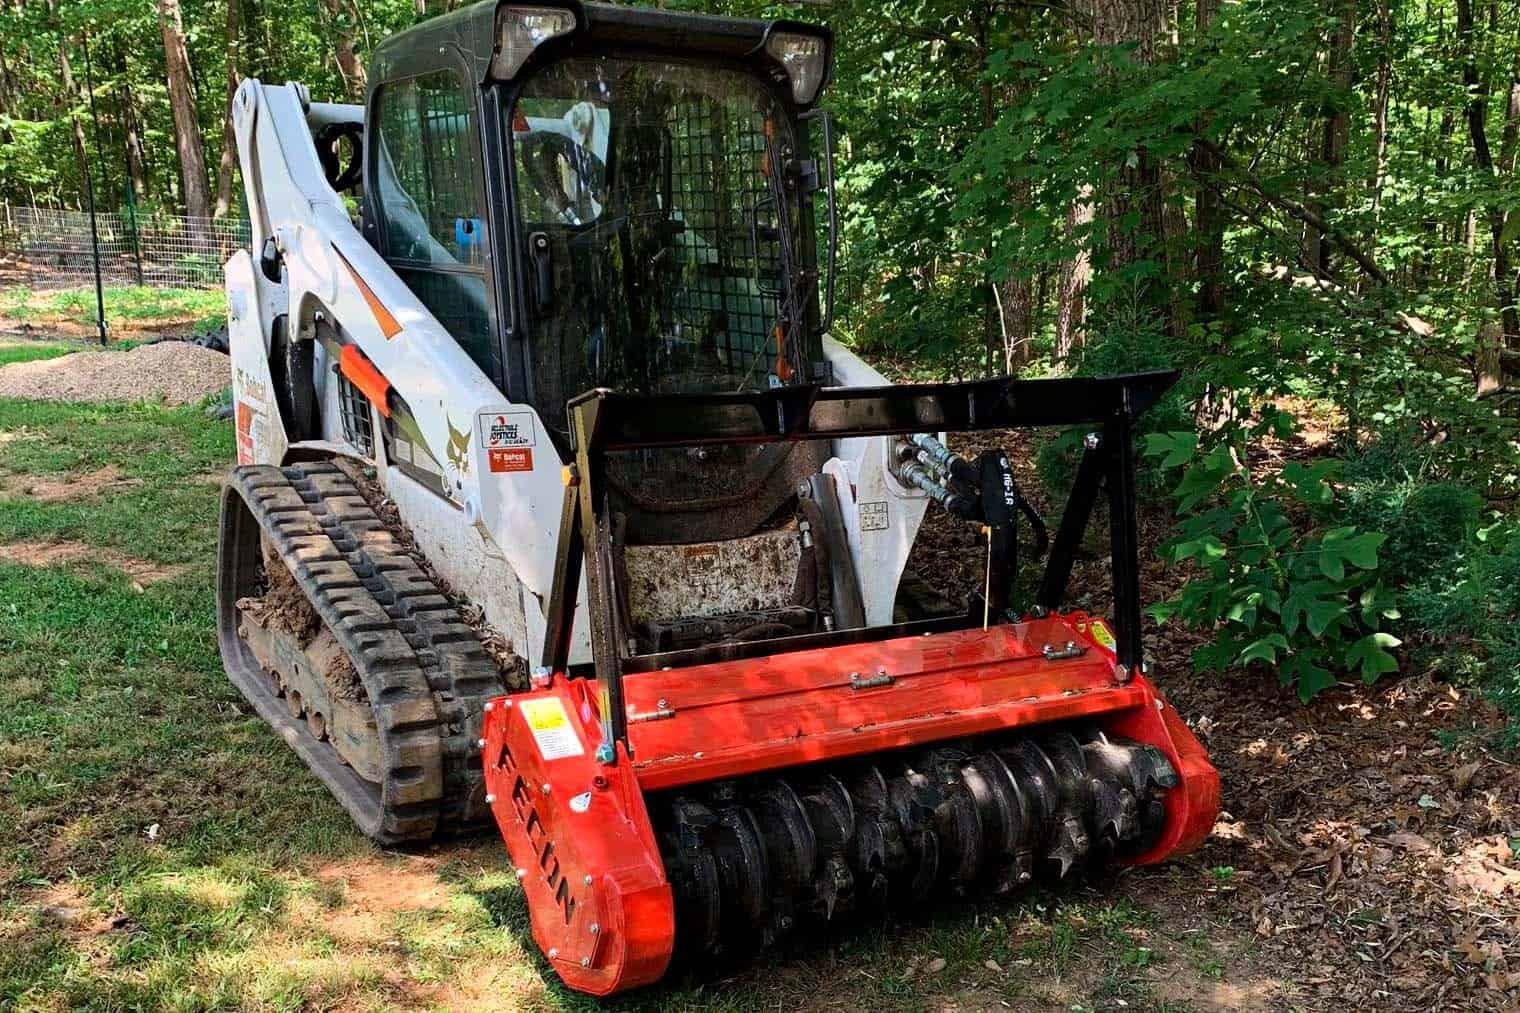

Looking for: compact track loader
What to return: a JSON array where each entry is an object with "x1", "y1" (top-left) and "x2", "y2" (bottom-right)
[{"x1": 220, "y1": 0, "x2": 1218, "y2": 995}]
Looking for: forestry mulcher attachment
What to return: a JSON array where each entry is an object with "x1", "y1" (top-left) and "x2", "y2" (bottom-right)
[{"x1": 220, "y1": 0, "x2": 1218, "y2": 996}]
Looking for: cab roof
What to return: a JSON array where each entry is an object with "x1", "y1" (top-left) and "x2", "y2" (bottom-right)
[{"x1": 370, "y1": 1, "x2": 833, "y2": 106}]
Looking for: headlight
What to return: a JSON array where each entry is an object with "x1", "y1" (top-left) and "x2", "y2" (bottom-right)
[
  {"x1": 492, "y1": 5, "x2": 577, "y2": 79},
  {"x1": 765, "y1": 31, "x2": 828, "y2": 105}
]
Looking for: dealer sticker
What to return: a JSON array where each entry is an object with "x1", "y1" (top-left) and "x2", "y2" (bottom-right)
[
  {"x1": 518, "y1": 697, "x2": 583, "y2": 760},
  {"x1": 478, "y1": 410, "x2": 537, "y2": 474}
]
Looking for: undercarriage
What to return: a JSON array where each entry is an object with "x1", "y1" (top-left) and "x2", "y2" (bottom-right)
[{"x1": 217, "y1": 461, "x2": 505, "y2": 842}]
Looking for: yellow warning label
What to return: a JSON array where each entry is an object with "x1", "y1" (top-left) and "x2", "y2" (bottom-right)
[
  {"x1": 519, "y1": 698, "x2": 583, "y2": 760},
  {"x1": 1089, "y1": 620, "x2": 1117, "y2": 653}
]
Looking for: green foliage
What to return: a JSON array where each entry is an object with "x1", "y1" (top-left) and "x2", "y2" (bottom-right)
[
  {"x1": 1145, "y1": 411, "x2": 1400, "y2": 700},
  {"x1": 1036, "y1": 322, "x2": 1192, "y2": 504},
  {"x1": 1339, "y1": 469, "x2": 1482, "y2": 589}
]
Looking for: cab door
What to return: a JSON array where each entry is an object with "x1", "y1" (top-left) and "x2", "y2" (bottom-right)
[{"x1": 365, "y1": 63, "x2": 504, "y2": 389}]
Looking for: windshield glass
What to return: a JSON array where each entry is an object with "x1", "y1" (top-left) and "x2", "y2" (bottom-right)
[{"x1": 513, "y1": 57, "x2": 813, "y2": 431}]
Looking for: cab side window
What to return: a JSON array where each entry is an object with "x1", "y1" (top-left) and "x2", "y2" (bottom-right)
[{"x1": 373, "y1": 70, "x2": 499, "y2": 382}]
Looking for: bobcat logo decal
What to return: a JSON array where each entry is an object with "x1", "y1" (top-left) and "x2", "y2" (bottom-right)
[{"x1": 446, "y1": 416, "x2": 471, "y2": 477}]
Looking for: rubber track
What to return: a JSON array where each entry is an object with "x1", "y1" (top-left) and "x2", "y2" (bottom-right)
[{"x1": 217, "y1": 461, "x2": 504, "y2": 844}]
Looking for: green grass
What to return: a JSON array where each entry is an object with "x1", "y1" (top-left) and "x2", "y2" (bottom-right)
[
  {"x1": 0, "y1": 343, "x2": 75, "y2": 368},
  {"x1": 0, "y1": 398, "x2": 1255, "y2": 1011},
  {"x1": 1, "y1": 285, "x2": 224, "y2": 334}
]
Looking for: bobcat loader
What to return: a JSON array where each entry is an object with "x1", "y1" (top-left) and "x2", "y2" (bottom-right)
[{"x1": 219, "y1": 0, "x2": 1218, "y2": 995}]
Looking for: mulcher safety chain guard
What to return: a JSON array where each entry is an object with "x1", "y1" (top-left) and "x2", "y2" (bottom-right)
[{"x1": 480, "y1": 371, "x2": 1221, "y2": 995}]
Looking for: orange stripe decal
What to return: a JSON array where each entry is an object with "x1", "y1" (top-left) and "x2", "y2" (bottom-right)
[
  {"x1": 333, "y1": 244, "x2": 402, "y2": 339},
  {"x1": 338, "y1": 344, "x2": 392, "y2": 417}
]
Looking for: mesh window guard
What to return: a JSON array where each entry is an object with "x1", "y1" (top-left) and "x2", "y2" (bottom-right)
[{"x1": 513, "y1": 59, "x2": 809, "y2": 433}]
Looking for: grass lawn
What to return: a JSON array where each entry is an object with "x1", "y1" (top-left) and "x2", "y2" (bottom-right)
[
  {"x1": 0, "y1": 398, "x2": 1255, "y2": 1012},
  {"x1": 0, "y1": 342, "x2": 77, "y2": 368},
  {"x1": 0, "y1": 286, "x2": 224, "y2": 339}
]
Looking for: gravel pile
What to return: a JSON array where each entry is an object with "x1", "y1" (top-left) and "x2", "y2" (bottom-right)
[{"x1": 0, "y1": 342, "x2": 230, "y2": 405}]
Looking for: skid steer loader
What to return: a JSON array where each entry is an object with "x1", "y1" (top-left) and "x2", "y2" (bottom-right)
[{"x1": 219, "y1": 0, "x2": 1218, "y2": 995}]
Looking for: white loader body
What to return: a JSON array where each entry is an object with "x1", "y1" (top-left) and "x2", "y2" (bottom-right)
[{"x1": 225, "y1": 79, "x2": 930, "y2": 668}]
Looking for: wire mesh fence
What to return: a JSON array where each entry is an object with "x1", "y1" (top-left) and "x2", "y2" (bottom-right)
[{"x1": 0, "y1": 203, "x2": 249, "y2": 291}]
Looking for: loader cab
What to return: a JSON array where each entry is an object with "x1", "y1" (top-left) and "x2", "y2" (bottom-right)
[{"x1": 361, "y1": 1, "x2": 837, "y2": 440}]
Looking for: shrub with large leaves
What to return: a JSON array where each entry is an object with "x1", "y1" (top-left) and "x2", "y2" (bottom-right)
[{"x1": 1146, "y1": 410, "x2": 1400, "y2": 700}]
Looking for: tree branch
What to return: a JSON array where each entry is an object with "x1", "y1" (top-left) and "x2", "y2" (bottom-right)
[{"x1": 1192, "y1": 133, "x2": 1390, "y2": 285}]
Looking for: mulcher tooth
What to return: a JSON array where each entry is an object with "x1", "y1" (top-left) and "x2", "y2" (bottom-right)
[
  {"x1": 710, "y1": 790, "x2": 771, "y2": 946},
  {"x1": 1038, "y1": 733, "x2": 1097, "y2": 877},
  {"x1": 1086, "y1": 777, "x2": 1133, "y2": 866},
  {"x1": 750, "y1": 780, "x2": 815, "y2": 938},
  {"x1": 842, "y1": 766, "x2": 900, "y2": 911},
  {"x1": 924, "y1": 748, "x2": 983, "y2": 891},
  {"x1": 665, "y1": 798, "x2": 722, "y2": 956},
  {"x1": 998, "y1": 739, "x2": 1061, "y2": 846},
  {"x1": 887, "y1": 762, "x2": 944, "y2": 901},
  {"x1": 797, "y1": 775, "x2": 857, "y2": 920},
  {"x1": 961, "y1": 749, "x2": 1033, "y2": 893},
  {"x1": 1076, "y1": 728, "x2": 1179, "y2": 851}
]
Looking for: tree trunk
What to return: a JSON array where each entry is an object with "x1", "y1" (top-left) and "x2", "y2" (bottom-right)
[
  {"x1": 44, "y1": 0, "x2": 90, "y2": 202},
  {"x1": 1315, "y1": 0, "x2": 1356, "y2": 278},
  {"x1": 1368, "y1": 0, "x2": 1392, "y2": 230},
  {"x1": 1192, "y1": 0, "x2": 1224, "y2": 320},
  {"x1": 1477, "y1": 320, "x2": 1504, "y2": 397},
  {"x1": 1055, "y1": 188, "x2": 1094, "y2": 364},
  {"x1": 323, "y1": 0, "x2": 367, "y2": 99},
  {"x1": 1091, "y1": 0, "x2": 1176, "y2": 335},
  {"x1": 159, "y1": 0, "x2": 212, "y2": 218},
  {"x1": 0, "y1": 44, "x2": 13, "y2": 126},
  {"x1": 1501, "y1": 44, "x2": 1520, "y2": 177},
  {"x1": 213, "y1": 0, "x2": 242, "y2": 218},
  {"x1": 120, "y1": 67, "x2": 149, "y2": 202},
  {"x1": 1456, "y1": 0, "x2": 1520, "y2": 344},
  {"x1": 1503, "y1": 45, "x2": 1520, "y2": 308}
]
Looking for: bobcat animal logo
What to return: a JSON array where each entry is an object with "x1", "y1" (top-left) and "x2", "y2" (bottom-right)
[{"x1": 446, "y1": 416, "x2": 471, "y2": 477}]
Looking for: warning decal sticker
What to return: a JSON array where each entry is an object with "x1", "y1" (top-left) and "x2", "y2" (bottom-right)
[
  {"x1": 1088, "y1": 619, "x2": 1117, "y2": 655},
  {"x1": 518, "y1": 697, "x2": 584, "y2": 760}
]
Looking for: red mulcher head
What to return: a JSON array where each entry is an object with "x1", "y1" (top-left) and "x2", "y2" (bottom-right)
[{"x1": 481, "y1": 374, "x2": 1220, "y2": 996}]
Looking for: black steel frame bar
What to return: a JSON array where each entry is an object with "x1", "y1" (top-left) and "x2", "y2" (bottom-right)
[{"x1": 571, "y1": 371, "x2": 1178, "y2": 450}]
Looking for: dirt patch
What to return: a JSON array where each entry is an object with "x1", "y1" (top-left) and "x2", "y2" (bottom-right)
[
  {"x1": 0, "y1": 316, "x2": 204, "y2": 342},
  {"x1": 0, "y1": 539, "x2": 180, "y2": 584},
  {"x1": 0, "y1": 341, "x2": 228, "y2": 405},
  {"x1": 0, "y1": 464, "x2": 140, "y2": 503},
  {"x1": 313, "y1": 856, "x2": 452, "y2": 946},
  {"x1": 29, "y1": 881, "x2": 127, "y2": 939}
]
